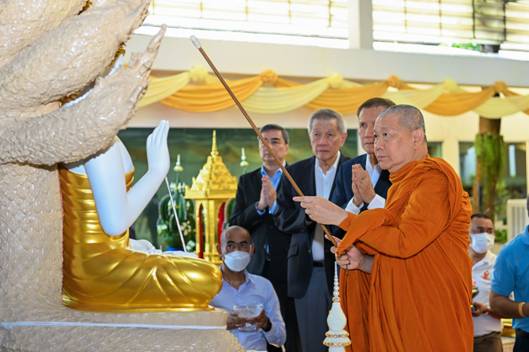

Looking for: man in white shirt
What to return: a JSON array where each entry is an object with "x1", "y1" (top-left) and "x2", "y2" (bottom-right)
[
  {"x1": 211, "y1": 225, "x2": 286, "y2": 351},
  {"x1": 469, "y1": 213, "x2": 503, "y2": 352},
  {"x1": 331, "y1": 97, "x2": 395, "y2": 214},
  {"x1": 276, "y1": 108, "x2": 349, "y2": 352}
]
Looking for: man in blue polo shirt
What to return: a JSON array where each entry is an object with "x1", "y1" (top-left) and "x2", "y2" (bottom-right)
[{"x1": 491, "y1": 195, "x2": 529, "y2": 352}]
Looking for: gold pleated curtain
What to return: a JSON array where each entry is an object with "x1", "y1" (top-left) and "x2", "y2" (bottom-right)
[{"x1": 138, "y1": 66, "x2": 529, "y2": 118}]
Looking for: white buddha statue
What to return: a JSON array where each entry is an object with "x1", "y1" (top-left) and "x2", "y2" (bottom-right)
[{"x1": 61, "y1": 121, "x2": 222, "y2": 312}]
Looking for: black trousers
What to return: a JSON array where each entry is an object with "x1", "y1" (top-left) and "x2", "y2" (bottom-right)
[{"x1": 515, "y1": 328, "x2": 529, "y2": 352}]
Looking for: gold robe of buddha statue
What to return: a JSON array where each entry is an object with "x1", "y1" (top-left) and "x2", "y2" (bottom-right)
[{"x1": 59, "y1": 167, "x2": 222, "y2": 312}]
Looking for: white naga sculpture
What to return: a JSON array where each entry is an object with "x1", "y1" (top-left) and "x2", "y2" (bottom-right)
[{"x1": 0, "y1": 0, "x2": 241, "y2": 351}]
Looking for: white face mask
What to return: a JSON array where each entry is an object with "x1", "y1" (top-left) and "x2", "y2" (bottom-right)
[
  {"x1": 471, "y1": 232, "x2": 495, "y2": 254},
  {"x1": 224, "y1": 251, "x2": 251, "y2": 272}
]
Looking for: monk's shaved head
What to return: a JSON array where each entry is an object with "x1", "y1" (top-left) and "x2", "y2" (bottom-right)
[
  {"x1": 373, "y1": 104, "x2": 429, "y2": 172},
  {"x1": 378, "y1": 105, "x2": 426, "y2": 141}
]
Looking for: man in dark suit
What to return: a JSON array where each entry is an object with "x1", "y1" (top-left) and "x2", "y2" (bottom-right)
[
  {"x1": 331, "y1": 98, "x2": 395, "y2": 214},
  {"x1": 230, "y1": 124, "x2": 300, "y2": 351},
  {"x1": 276, "y1": 109, "x2": 349, "y2": 352}
]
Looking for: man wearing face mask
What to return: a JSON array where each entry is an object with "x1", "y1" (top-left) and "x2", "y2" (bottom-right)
[
  {"x1": 469, "y1": 213, "x2": 503, "y2": 352},
  {"x1": 211, "y1": 225, "x2": 286, "y2": 351}
]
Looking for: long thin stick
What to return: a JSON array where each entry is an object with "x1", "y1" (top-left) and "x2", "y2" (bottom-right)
[{"x1": 190, "y1": 36, "x2": 337, "y2": 247}]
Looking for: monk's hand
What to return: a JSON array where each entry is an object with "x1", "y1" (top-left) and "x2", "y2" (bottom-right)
[
  {"x1": 351, "y1": 179, "x2": 363, "y2": 207},
  {"x1": 330, "y1": 236, "x2": 350, "y2": 269},
  {"x1": 351, "y1": 165, "x2": 366, "y2": 205},
  {"x1": 261, "y1": 175, "x2": 276, "y2": 208},
  {"x1": 332, "y1": 246, "x2": 357, "y2": 271},
  {"x1": 330, "y1": 236, "x2": 342, "y2": 256},
  {"x1": 293, "y1": 196, "x2": 348, "y2": 226},
  {"x1": 335, "y1": 253, "x2": 350, "y2": 270},
  {"x1": 352, "y1": 166, "x2": 376, "y2": 204},
  {"x1": 337, "y1": 245, "x2": 373, "y2": 273},
  {"x1": 345, "y1": 245, "x2": 363, "y2": 270}
]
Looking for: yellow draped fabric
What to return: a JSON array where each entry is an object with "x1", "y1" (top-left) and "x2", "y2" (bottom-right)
[
  {"x1": 162, "y1": 76, "x2": 262, "y2": 112},
  {"x1": 424, "y1": 87, "x2": 497, "y2": 116},
  {"x1": 60, "y1": 168, "x2": 222, "y2": 312},
  {"x1": 138, "y1": 72, "x2": 190, "y2": 108},
  {"x1": 493, "y1": 84, "x2": 529, "y2": 116},
  {"x1": 383, "y1": 82, "x2": 446, "y2": 108},
  {"x1": 308, "y1": 82, "x2": 389, "y2": 113},
  {"x1": 139, "y1": 67, "x2": 529, "y2": 118},
  {"x1": 243, "y1": 78, "x2": 329, "y2": 114}
]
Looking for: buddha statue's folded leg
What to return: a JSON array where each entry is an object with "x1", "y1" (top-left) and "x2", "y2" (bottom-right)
[{"x1": 63, "y1": 245, "x2": 222, "y2": 311}]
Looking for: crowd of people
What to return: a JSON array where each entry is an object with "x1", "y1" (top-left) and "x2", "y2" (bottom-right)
[{"x1": 208, "y1": 98, "x2": 529, "y2": 352}]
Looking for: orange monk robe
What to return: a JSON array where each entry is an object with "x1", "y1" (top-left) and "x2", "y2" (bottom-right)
[{"x1": 337, "y1": 157, "x2": 473, "y2": 352}]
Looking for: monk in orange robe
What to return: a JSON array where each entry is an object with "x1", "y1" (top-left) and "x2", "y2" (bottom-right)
[{"x1": 294, "y1": 105, "x2": 473, "y2": 352}]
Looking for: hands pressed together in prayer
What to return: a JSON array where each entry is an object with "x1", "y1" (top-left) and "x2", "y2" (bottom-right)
[
  {"x1": 351, "y1": 164, "x2": 376, "y2": 207},
  {"x1": 257, "y1": 175, "x2": 276, "y2": 211}
]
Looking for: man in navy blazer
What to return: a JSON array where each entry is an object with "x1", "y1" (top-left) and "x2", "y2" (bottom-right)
[
  {"x1": 276, "y1": 109, "x2": 349, "y2": 352},
  {"x1": 331, "y1": 98, "x2": 395, "y2": 214}
]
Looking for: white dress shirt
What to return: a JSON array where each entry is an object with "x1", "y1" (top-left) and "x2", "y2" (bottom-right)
[
  {"x1": 345, "y1": 155, "x2": 386, "y2": 214},
  {"x1": 211, "y1": 271, "x2": 286, "y2": 351},
  {"x1": 472, "y1": 251, "x2": 502, "y2": 337},
  {"x1": 312, "y1": 152, "x2": 340, "y2": 262}
]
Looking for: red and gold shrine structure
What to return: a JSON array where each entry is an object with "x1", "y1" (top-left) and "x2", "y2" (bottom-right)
[{"x1": 185, "y1": 131, "x2": 237, "y2": 264}]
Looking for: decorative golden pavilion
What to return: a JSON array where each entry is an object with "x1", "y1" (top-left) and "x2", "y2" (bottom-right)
[{"x1": 185, "y1": 131, "x2": 238, "y2": 264}]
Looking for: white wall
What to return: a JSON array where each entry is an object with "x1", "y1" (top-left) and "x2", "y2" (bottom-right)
[{"x1": 127, "y1": 32, "x2": 529, "y2": 87}]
